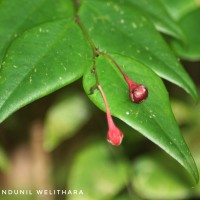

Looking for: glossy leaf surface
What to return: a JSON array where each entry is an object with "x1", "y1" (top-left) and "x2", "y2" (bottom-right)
[
  {"x1": 79, "y1": 0, "x2": 198, "y2": 100},
  {"x1": 0, "y1": 20, "x2": 93, "y2": 123},
  {"x1": 0, "y1": 0, "x2": 74, "y2": 64}
]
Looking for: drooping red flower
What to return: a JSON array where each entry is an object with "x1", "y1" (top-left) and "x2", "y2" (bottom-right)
[{"x1": 98, "y1": 84, "x2": 124, "y2": 146}]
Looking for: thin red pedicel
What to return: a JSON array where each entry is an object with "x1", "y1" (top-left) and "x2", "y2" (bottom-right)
[{"x1": 97, "y1": 84, "x2": 124, "y2": 146}]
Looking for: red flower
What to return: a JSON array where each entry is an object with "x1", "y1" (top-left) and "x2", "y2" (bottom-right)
[
  {"x1": 124, "y1": 75, "x2": 148, "y2": 103},
  {"x1": 98, "y1": 84, "x2": 124, "y2": 146}
]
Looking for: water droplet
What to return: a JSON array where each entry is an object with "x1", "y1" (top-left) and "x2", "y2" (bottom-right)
[
  {"x1": 114, "y1": 4, "x2": 120, "y2": 12},
  {"x1": 120, "y1": 19, "x2": 125, "y2": 24},
  {"x1": 137, "y1": 50, "x2": 141, "y2": 53},
  {"x1": 120, "y1": 10, "x2": 124, "y2": 15},
  {"x1": 126, "y1": 111, "x2": 130, "y2": 115},
  {"x1": 132, "y1": 22, "x2": 137, "y2": 29}
]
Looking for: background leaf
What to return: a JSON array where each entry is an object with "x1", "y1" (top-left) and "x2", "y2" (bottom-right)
[
  {"x1": 131, "y1": 154, "x2": 192, "y2": 199},
  {"x1": 0, "y1": 146, "x2": 9, "y2": 171},
  {"x1": 0, "y1": 20, "x2": 93, "y2": 123},
  {"x1": 68, "y1": 141, "x2": 128, "y2": 200},
  {"x1": 83, "y1": 54, "x2": 199, "y2": 182},
  {"x1": 171, "y1": 8, "x2": 200, "y2": 61},
  {"x1": 79, "y1": 0, "x2": 198, "y2": 100},
  {"x1": 125, "y1": 0, "x2": 185, "y2": 41},
  {"x1": 159, "y1": 0, "x2": 199, "y2": 20},
  {"x1": 0, "y1": 0, "x2": 74, "y2": 64},
  {"x1": 44, "y1": 92, "x2": 92, "y2": 151}
]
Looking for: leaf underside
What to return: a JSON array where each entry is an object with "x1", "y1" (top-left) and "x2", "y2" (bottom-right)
[{"x1": 83, "y1": 54, "x2": 199, "y2": 183}]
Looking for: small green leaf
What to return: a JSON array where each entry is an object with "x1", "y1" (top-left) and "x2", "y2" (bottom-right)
[
  {"x1": 44, "y1": 92, "x2": 92, "y2": 151},
  {"x1": 0, "y1": 20, "x2": 93, "y2": 123},
  {"x1": 79, "y1": 0, "x2": 198, "y2": 100},
  {"x1": 171, "y1": 8, "x2": 200, "y2": 61},
  {"x1": 160, "y1": 0, "x2": 199, "y2": 20},
  {"x1": 83, "y1": 54, "x2": 199, "y2": 183},
  {"x1": 68, "y1": 141, "x2": 128, "y2": 200},
  {"x1": 0, "y1": 0, "x2": 74, "y2": 64}
]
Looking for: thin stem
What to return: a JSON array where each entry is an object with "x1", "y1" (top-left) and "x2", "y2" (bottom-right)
[
  {"x1": 98, "y1": 51, "x2": 126, "y2": 78},
  {"x1": 75, "y1": 16, "x2": 97, "y2": 52},
  {"x1": 97, "y1": 84, "x2": 114, "y2": 129},
  {"x1": 73, "y1": 0, "x2": 80, "y2": 14},
  {"x1": 98, "y1": 51, "x2": 139, "y2": 87}
]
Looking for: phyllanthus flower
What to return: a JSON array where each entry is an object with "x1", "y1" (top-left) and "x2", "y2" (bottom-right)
[
  {"x1": 123, "y1": 75, "x2": 148, "y2": 103},
  {"x1": 97, "y1": 84, "x2": 123, "y2": 146},
  {"x1": 113, "y1": 62, "x2": 148, "y2": 103}
]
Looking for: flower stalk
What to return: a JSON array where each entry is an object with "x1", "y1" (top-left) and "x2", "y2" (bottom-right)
[{"x1": 97, "y1": 84, "x2": 124, "y2": 146}]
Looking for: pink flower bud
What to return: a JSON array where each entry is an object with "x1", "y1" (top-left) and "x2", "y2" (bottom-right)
[
  {"x1": 107, "y1": 125, "x2": 124, "y2": 146},
  {"x1": 98, "y1": 84, "x2": 124, "y2": 146}
]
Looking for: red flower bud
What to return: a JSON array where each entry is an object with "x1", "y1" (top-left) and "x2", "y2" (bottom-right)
[
  {"x1": 98, "y1": 84, "x2": 124, "y2": 146},
  {"x1": 124, "y1": 74, "x2": 148, "y2": 103}
]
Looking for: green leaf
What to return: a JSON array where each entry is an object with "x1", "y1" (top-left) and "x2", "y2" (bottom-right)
[
  {"x1": 171, "y1": 8, "x2": 200, "y2": 61},
  {"x1": 83, "y1": 54, "x2": 199, "y2": 183},
  {"x1": 68, "y1": 141, "x2": 128, "y2": 200},
  {"x1": 79, "y1": 0, "x2": 198, "y2": 100},
  {"x1": 0, "y1": 0, "x2": 74, "y2": 64},
  {"x1": 125, "y1": 0, "x2": 185, "y2": 41},
  {"x1": 0, "y1": 20, "x2": 93, "y2": 123},
  {"x1": 159, "y1": 0, "x2": 199, "y2": 20},
  {"x1": 44, "y1": 92, "x2": 92, "y2": 151},
  {"x1": 131, "y1": 154, "x2": 192, "y2": 199}
]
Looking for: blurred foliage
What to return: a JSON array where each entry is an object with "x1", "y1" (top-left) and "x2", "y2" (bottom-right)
[
  {"x1": 44, "y1": 92, "x2": 92, "y2": 151},
  {"x1": 0, "y1": 147, "x2": 9, "y2": 171},
  {"x1": 0, "y1": 0, "x2": 200, "y2": 200}
]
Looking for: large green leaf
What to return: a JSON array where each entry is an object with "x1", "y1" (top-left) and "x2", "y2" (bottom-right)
[
  {"x1": 0, "y1": 20, "x2": 93, "y2": 123},
  {"x1": 83, "y1": 54, "x2": 199, "y2": 182},
  {"x1": 171, "y1": 8, "x2": 200, "y2": 61},
  {"x1": 125, "y1": 0, "x2": 185, "y2": 41},
  {"x1": 79, "y1": 0, "x2": 198, "y2": 100},
  {"x1": 159, "y1": 0, "x2": 199, "y2": 20},
  {"x1": 0, "y1": 0, "x2": 74, "y2": 65}
]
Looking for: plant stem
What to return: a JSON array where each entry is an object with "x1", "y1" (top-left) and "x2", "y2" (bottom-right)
[{"x1": 97, "y1": 51, "x2": 126, "y2": 78}]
